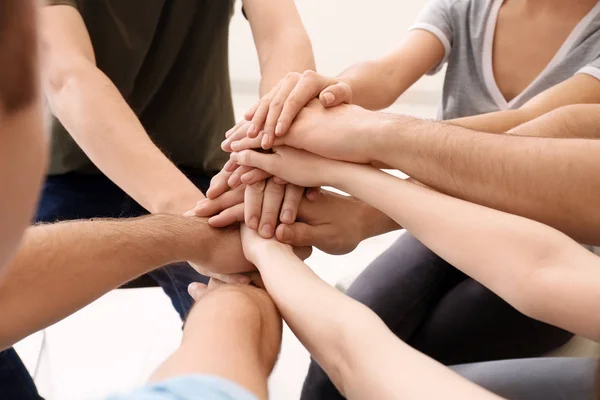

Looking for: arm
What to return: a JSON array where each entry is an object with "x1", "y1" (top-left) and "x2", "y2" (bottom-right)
[
  {"x1": 243, "y1": 0, "x2": 315, "y2": 96},
  {"x1": 335, "y1": 30, "x2": 445, "y2": 110},
  {"x1": 368, "y1": 105, "x2": 600, "y2": 245},
  {"x1": 233, "y1": 147, "x2": 600, "y2": 341},
  {"x1": 0, "y1": 215, "x2": 252, "y2": 349},
  {"x1": 449, "y1": 74, "x2": 600, "y2": 133},
  {"x1": 243, "y1": 227, "x2": 500, "y2": 400},
  {"x1": 334, "y1": 165, "x2": 600, "y2": 341},
  {"x1": 151, "y1": 284, "x2": 281, "y2": 400},
  {"x1": 0, "y1": 0, "x2": 47, "y2": 272},
  {"x1": 40, "y1": 5, "x2": 204, "y2": 214}
]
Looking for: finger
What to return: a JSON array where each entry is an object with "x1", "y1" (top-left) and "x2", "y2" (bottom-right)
[
  {"x1": 209, "y1": 273, "x2": 252, "y2": 285},
  {"x1": 228, "y1": 166, "x2": 254, "y2": 189},
  {"x1": 244, "y1": 180, "x2": 266, "y2": 230},
  {"x1": 249, "y1": 85, "x2": 280, "y2": 138},
  {"x1": 273, "y1": 176, "x2": 287, "y2": 185},
  {"x1": 305, "y1": 187, "x2": 321, "y2": 201},
  {"x1": 277, "y1": 70, "x2": 329, "y2": 136},
  {"x1": 319, "y1": 81, "x2": 352, "y2": 107},
  {"x1": 231, "y1": 150, "x2": 279, "y2": 175},
  {"x1": 244, "y1": 101, "x2": 261, "y2": 123},
  {"x1": 222, "y1": 121, "x2": 253, "y2": 151},
  {"x1": 223, "y1": 158, "x2": 238, "y2": 173},
  {"x1": 259, "y1": 178, "x2": 285, "y2": 238},
  {"x1": 188, "y1": 282, "x2": 208, "y2": 301},
  {"x1": 276, "y1": 222, "x2": 323, "y2": 247},
  {"x1": 240, "y1": 168, "x2": 272, "y2": 185},
  {"x1": 225, "y1": 118, "x2": 249, "y2": 139},
  {"x1": 279, "y1": 184, "x2": 304, "y2": 224},
  {"x1": 292, "y1": 246, "x2": 313, "y2": 261},
  {"x1": 230, "y1": 134, "x2": 264, "y2": 152},
  {"x1": 193, "y1": 188, "x2": 244, "y2": 217},
  {"x1": 206, "y1": 168, "x2": 234, "y2": 199},
  {"x1": 264, "y1": 74, "x2": 301, "y2": 139},
  {"x1": 208, "y1": 203, "x2": 245, "y2": 228}
]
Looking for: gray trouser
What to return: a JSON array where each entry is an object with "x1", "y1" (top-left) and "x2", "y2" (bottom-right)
[{"x1": 453, "y1": 357, "x2": 597, "y2": 400}]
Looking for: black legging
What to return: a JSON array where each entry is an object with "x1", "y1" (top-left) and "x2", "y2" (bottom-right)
[{"x1": 302, "y1": 233, "x2": 573, "y2": 399}]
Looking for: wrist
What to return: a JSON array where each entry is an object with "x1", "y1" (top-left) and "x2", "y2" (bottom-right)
[
  {"x1": 358, "y1": 201, "x2": 401, "y2": 240},
  {"x1": 154, "y1": 190, "x2": 206, "y2": 215},
  {"x1": 252, "y1": 241, "x2": 294, "y2": 271}
]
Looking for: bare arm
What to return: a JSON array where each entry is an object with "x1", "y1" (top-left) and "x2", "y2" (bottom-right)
[
  {"x1": 40, "y1": 5, "x2": 204, "y2": 214},
  {"x1": 0, "y1": 215, "x2": 248, "y2": 349},
  {"x1": 243, "y1": 227, "x2": 501, "y2": 400},
  {"x1": 369, "y1": 105, "x2": 600, "y2": 245},
  {"x1": 336, "y1": 29, "x2": 445, "y2": 110},
  {"x1": 449, "y1": 74, "x2": 600, "y2": 133},
  {"x1": 152, "y1": 284, "x2": 281, "y2": 400},
  {"x1": 234, "y1": 146, "x2": 600, "y2": 341},
  {"x1": 0, "y1": 0, "x2": 47, "y2": 273},
  {"x1": 335, "y1": 165, "x2": 600, "y2": 341},
  {"x1": 244, "y1": 0, "x2": 315, "y2": 96}
]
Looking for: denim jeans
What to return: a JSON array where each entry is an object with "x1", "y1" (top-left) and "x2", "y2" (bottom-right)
[{"x1": 1, "y1": 171, "x2": 212, "y2": 399}]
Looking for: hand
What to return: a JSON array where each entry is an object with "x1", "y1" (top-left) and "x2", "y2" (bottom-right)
[
  {"x1": 242, "y1": 70, "x2": 353, "y2": 148},
  {"x1": 186, "y1": 224, "x2": 255, "y2": 283},
  {"x1": 240, "y1": 223, "x2": 292, "y2": 266},
  {"x1": 231, "y1": 146, "x2": 345, "y2": 189},
  {"x1": 274, "y1": 189, "x2": 372, "y2": 255},
  {"x1": 224, "y1": 100, "x2": 376, "y2": 169},
  {"x1": 197, "y1": 177, "x2": 316, "y2": 237}
]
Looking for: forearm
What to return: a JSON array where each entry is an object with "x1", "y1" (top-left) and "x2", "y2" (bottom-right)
[
  {"x1": 258, "y1": 33, "x2": 314, "y2": 96},
  {"x1": 45, "y1": 66, "x2": 203, "y2": 214},
  {"x1": 368, "y1": 111, "x2": 600, "y2": 244},
  {"x1": 448, "y1": 109, "x2": 530, "y2": 133},
  {"x1": 151, "y1": 285, "x2": 281, "y2": 399},
  {"x1": 336, "y1": 62, "x2": 406, "y2": 110},
  {"x1": 255, "y1": 245, "x2": 499, "y2": 400},
  {"x1": 0, "y1": 215, "x2": 211, "y2": 348}
]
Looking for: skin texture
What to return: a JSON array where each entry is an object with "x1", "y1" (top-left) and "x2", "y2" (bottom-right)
[{"x1": 233, "y1": 146, "x2": 600, "y2": 341}]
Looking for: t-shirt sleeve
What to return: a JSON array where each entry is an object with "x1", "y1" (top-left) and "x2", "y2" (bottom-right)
[
  {"x1": 45, "y1": 0, "x2": 79, "y2": 9},
  {"x1": 408, "y1": 0, "x2": 453, "y2": 75},
  {"x1": 576, "y1": 57, "x2": 600, "y2": 81}
]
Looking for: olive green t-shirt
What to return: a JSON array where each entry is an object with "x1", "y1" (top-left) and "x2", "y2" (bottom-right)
[{"x1": 47, "y1": 0, "x2": 237, "y2": 175}]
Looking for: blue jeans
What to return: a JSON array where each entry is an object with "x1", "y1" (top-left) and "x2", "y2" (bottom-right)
[{"x1": 1, "y1": 172, "x2": 213, "y2": 399}]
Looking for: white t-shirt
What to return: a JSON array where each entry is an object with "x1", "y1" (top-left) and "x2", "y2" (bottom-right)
[{"x1": 411, "y1": 0, "x2": 600, "y2": 120}]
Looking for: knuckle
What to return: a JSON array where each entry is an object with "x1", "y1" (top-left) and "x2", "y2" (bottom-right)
[
  {"x1": 269, "y1": 99, "x2": 283, "y2": 110},
  {"x1": 250, "y1": 180, "x2": 266, "y2": 191}
]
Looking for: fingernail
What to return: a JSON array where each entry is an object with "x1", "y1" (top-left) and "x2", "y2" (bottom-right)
[
  {"x1": 323, "y1": 92, "x2": 335, "y2": 105},
  {"x1": 230, "y1": 152, "x2": 239, "y2": 162},
  {"x1": 247, "y1": 124, "x2": 256, "y2": 135},
  {"x1": 249, "y1": 217, "x2": 259, "y2": 229},
  {"x1": 261, "y1": 135, "x2": 269, "y2": 148},
  {"x1": 281, "y1": 210, "x2": 293, "y2": 223},
  {"x1": 260, "y1": 224, "x2": 273, "y2": 237},
  {"x1": 275, "y1": 122, "x2": 283, "y2": 135},
  {"x1": 225, "y1": 129, "x2": 233, "y2": 138},
  {"x1": 228, "y1": 174, "x2": 240, "y2": 187},
  {"x1": 240, "y1": 173, "x2": 254, "y2": 184},
  {"x1": 236, "y1": 275, "x2": 251, "y2": 284},
  {"x1": 221, "y1": 139, "x2": 230, "y2": 150},
  {"x1": 281, "y1": 227, "x2": 292, "y2": 242}
]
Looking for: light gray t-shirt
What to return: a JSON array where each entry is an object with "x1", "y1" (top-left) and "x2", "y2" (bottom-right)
[{"x1": 411, "y1": 0, "x2": 600, "y2": 120}]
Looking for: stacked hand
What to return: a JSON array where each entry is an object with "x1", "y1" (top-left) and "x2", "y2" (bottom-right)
[{"x1": 194, "y1": 71, "x2": 384, "y2": 270}]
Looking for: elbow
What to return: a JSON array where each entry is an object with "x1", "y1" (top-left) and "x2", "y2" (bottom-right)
[{"x1": 41, "y1": 58, "x2": 96, "y2": 108}]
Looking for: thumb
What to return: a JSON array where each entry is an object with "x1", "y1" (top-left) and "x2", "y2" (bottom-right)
[
  {"x1": 231, "y1": 150, "x2": 278, "y2": 176},
  {"x1": 276, "y1": 222, "x2": 324, "y2": 248},
  {"x1": 319, "y1": 82, "x2": 352, "y2": 107},
  {"x1": 188, "y1": 282, "x2": 208, "y2": 301}
]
